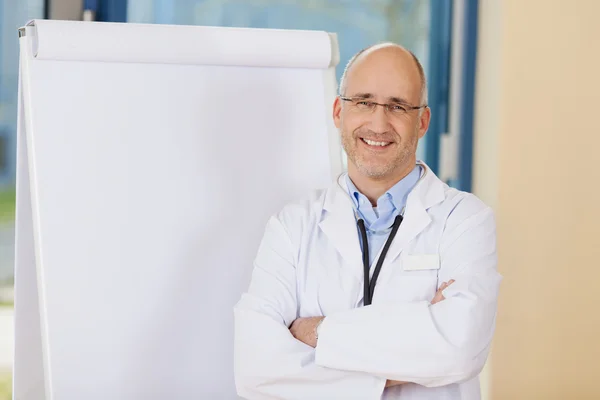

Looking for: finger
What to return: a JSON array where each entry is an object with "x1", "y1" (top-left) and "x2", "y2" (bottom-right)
[
  {"x1": 431, "y1": 293, "x2": 444, "y2": 304},
  {"x1": 438, "y1": 280, "x2": 455, "y2": 291}
]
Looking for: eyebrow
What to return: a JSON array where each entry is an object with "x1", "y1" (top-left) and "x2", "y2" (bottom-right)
[
  {"x1": 349, "y1": 93, "x2": 374, "y2": 99},
  {"x1": 387, "y1": 96, "x2": 411, "y2": 105}
]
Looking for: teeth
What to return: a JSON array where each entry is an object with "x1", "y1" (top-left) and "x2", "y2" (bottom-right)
[{"x1": 363, "y1": 138, "x2": 390, "y2": 147}]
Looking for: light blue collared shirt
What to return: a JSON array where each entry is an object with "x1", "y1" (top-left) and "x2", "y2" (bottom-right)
[{"x1": 346, "y1": 165, "x2": 421, "y2": 266}]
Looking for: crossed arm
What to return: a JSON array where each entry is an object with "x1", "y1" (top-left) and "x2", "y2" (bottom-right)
[
  {"x1": 234, "y1": 206, "x2": 501, "y2": 399},
  {"x1": 288, "y1": 280, "x2": 454, "y2": 388}
]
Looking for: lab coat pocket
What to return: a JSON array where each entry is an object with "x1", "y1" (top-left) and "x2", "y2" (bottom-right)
[
  {"x1": 381, "y1": 254, "x2": 440, "y2": 303},
  {"x1": 403, "y1": 253, "x2": 440, "y2": 272},
  {"x1": 383, "y1": 273, "x2": 438, "y2": 303}
]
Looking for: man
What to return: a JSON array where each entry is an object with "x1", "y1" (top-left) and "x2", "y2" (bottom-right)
[{"x1": 234, "y1": 43, "x2": 501, "y2": 399}]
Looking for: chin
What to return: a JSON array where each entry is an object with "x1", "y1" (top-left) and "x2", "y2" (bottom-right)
[{"x1": 356, "y1": 163, "x2": 393, "y2": 179}]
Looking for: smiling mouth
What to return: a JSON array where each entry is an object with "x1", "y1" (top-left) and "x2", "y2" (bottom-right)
[{"x1": 361, "y1": 138, "x2": 392, "y2": 147}]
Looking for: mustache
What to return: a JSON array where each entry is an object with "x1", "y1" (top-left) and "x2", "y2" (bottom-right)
[{"x1": 353, "y1": 129, "x2": 397, "y2": 142}]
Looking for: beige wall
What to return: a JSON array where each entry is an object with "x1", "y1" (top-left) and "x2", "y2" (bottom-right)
[
  {"x1": 473, "y1": 0, "x2": 600, "y2": 399},
  {"x1": 472, "y1": 1, "x2": 502, "y2": 398}
]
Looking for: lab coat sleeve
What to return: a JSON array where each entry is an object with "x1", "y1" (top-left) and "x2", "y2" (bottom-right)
[
  {"x1": 234, "y1": 215, "x2": 386, "y2": 400},
  {"x1": 314, "y1": 202, "x2": 502, "y2": 388}
]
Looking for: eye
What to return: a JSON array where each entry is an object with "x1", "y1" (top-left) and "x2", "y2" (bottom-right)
[
  {"x1": 356, "y1": 101, "x2": 371, "y2": 106},
  {"x1": 389, "y1": 104, "x2": 407, "y2": 113}
]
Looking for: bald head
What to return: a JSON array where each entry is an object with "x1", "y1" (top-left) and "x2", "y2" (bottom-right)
[{"x1": 339, "y1": 43, "x2": 428, "y2": 106}]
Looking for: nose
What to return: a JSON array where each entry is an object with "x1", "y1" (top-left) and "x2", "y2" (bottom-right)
[{"x1": 367, "y1": 104, "x2": 393, "y2": 134}]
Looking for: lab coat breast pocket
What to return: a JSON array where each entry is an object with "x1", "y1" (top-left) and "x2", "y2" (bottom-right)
[{"x1": 380, "y1": 253, "x2": 440, "y2": 303}]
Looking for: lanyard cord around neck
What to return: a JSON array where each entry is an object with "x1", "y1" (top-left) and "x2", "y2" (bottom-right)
[{"x1": 357, "y1": 214, "x2": 404, "y2": 306}]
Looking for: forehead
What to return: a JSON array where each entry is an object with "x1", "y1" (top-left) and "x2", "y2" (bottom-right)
[{"x1": 345, "y1": 47, "x2": 422, "y2": 103}]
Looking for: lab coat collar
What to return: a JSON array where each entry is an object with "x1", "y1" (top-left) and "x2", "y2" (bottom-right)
[{"x1": 319, "y1": 162, "x2": 446, "y2": 281}]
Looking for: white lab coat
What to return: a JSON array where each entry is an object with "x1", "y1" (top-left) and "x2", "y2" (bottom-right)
[{"x1": 234, "y1": 163, "x2": 501, "y2": 400}]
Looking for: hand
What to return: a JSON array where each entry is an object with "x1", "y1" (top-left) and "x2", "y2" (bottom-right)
[
  {"x1": 289, "y1": 316, "x2": 324, "y2": 348},
  {"x1": 431, "y1": 279, "x2": 455, "y2": 305},
  {"x1": 385, "y1": 379, "x2": 408, "y2": 387}
]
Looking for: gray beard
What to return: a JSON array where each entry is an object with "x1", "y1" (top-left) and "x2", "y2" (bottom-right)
[{"x1": 341, "y1": 130, "x2": 417, "y2": 179}]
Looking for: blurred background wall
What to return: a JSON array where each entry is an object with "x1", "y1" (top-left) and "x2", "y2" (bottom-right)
[{"x1": 474, "y1": 0, "x2": 600, "y2": 398}]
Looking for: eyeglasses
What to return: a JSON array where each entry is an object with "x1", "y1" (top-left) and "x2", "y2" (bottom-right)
[{"x1": 340, "y1": 96, "x2": 427, "y2": 117}]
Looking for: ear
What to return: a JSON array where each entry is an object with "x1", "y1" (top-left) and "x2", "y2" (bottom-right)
[
  {"x1": 332, "y1": 97, "x2": 342, "y2": 129},
  {"x1": 417, "y1": 107, "x2": 431, "y2": 139}
]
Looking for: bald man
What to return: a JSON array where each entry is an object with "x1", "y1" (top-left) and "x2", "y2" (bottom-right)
[{"x1": 234, "y1": 43, "x2": 501, "y2": 400}]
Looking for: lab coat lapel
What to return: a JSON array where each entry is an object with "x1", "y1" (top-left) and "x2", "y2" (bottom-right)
[
  {"x1": 318, "y1": 177, "x2": 363, "y2": 279},
  {"x1": 384, "y1": 164, "x2": 446, "y2": 265},
  {"x1": 317, "y1": 165, "x2": 447, "y2": 301}
]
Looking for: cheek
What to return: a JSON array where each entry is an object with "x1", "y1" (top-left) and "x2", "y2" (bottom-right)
[
  {"x1": 341, "y1": 114, "x2": 365, "y2": 137},
  {"x1": 339, "y1": 121, "x2": 354, "y2": 140},
  {"x1": 392, "y1": 120, "x2": 419, "y2": 141}
]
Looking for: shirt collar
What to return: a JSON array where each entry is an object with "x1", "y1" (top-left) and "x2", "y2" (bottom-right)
[
  {"x1": 345, "y1": 164, "x2": 422, "y2": 213},
  {"x1": 385, "y1": 165, "x2": 422, "y2": 212}
]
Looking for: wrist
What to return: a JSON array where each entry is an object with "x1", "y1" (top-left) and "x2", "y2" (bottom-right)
[{"x1": 315, "y1": 318, "x2": 325, "y2": 341}]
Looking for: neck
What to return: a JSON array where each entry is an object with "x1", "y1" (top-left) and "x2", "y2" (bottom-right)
[{"x1": 348, "y1": 161, "x2": 416, "y2": 206}]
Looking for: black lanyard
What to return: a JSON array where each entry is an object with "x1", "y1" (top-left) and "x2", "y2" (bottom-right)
[{"x1": 357, "y1": 214, "x2": 403, "y2": 306}]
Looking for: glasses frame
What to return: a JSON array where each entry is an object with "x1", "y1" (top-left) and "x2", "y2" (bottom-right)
[{"x1": 339, "y1": 96, "x2": 428, "y2": 115}]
